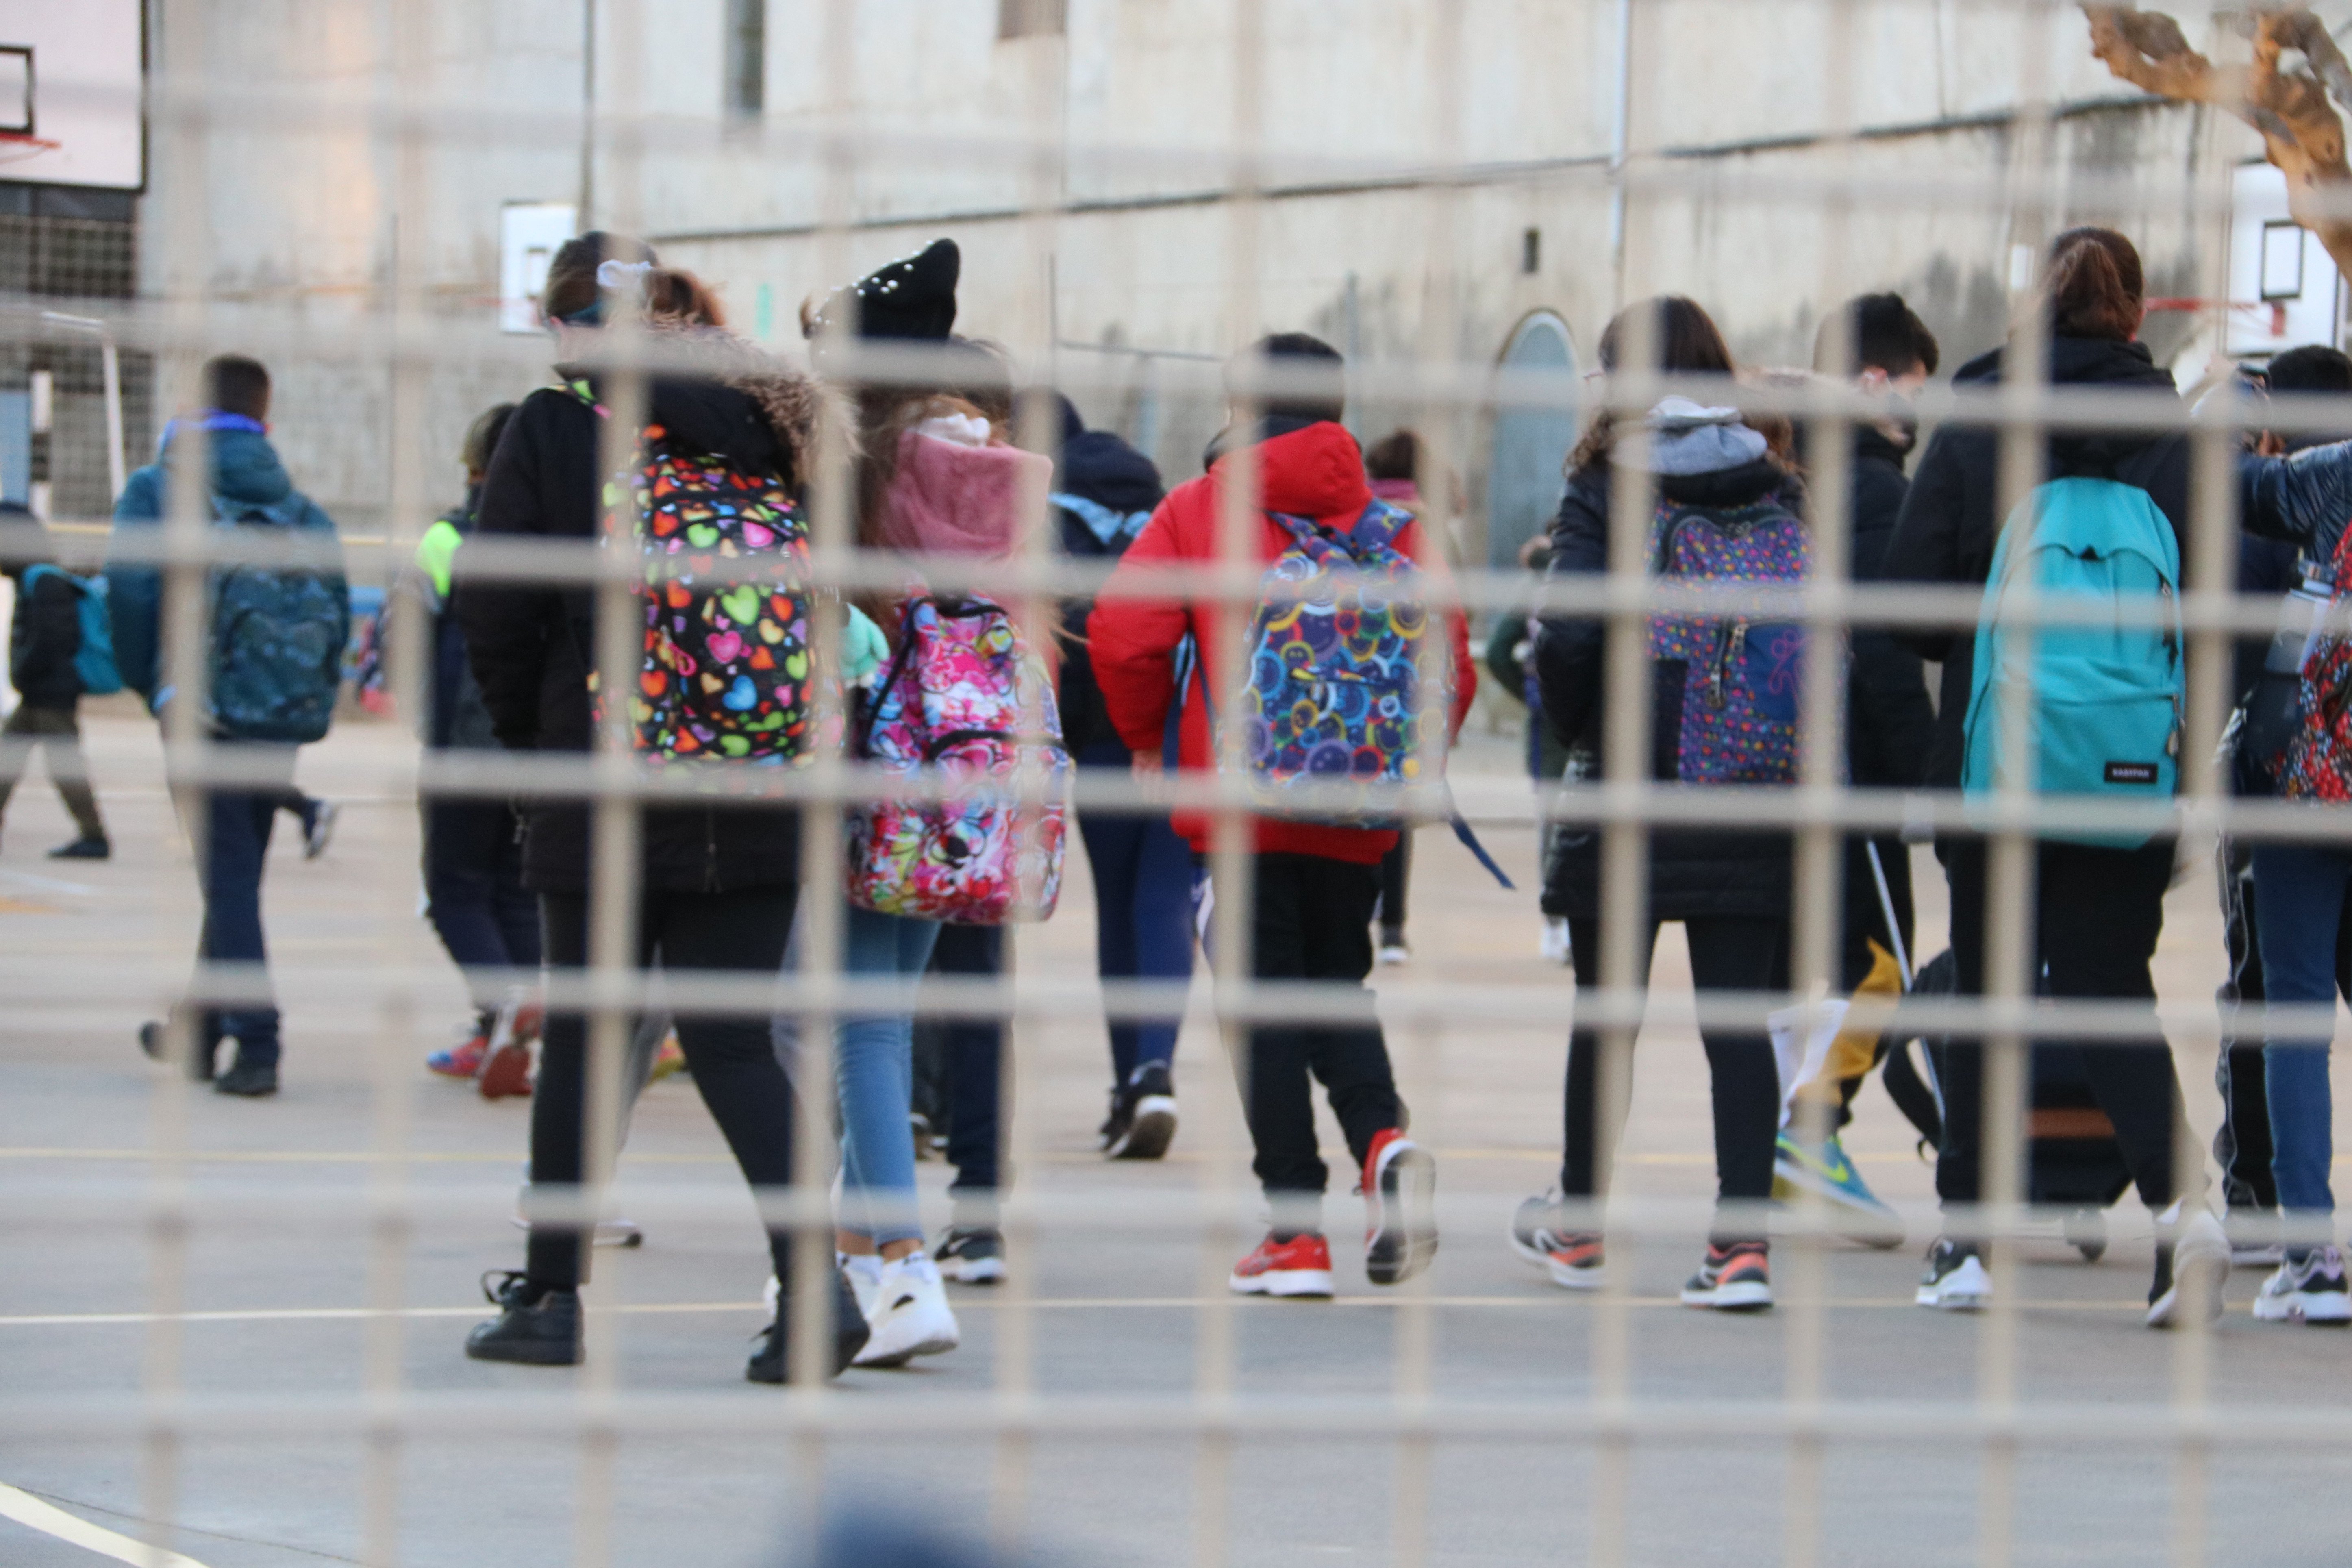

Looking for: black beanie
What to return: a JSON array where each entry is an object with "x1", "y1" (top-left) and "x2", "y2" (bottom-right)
[{"x1": 808, "y1": 238, "x2": 959, "y2": 343}]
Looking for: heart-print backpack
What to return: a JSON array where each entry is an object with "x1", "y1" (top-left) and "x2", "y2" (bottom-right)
[
  {"x1": 571, "y1": 380, "x2": 815, "y2": 764},
  {"x1": 847, "y1": 595, "x2": 1070, "y2": 923}
]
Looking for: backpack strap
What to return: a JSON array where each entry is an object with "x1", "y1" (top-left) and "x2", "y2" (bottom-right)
[{"x1": 1449, "y1": 814, "x2": 1515, "y2": 890}]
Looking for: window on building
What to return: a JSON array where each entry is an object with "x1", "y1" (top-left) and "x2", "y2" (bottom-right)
[
  {"x1": 724, "y1": 0, "x2": 765, "y2": 121},
  {"x1": 1522, "y1": 228, "x2": 1542, "y2": 275},
  {"x1": 998, "y1": 0, "x2": 1067, "y2": 40}
]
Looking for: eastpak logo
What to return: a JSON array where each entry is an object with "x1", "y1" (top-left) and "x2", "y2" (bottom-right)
[{"x1": 2104, "y1": 761, "x2": 2160, "y2": 785}]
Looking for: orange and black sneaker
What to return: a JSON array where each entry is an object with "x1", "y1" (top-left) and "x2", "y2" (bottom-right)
[
  {"x1": 1362, "y1": 1128, "x2": 1438, "y2": 1286},
  {"x1": 1229, "y1": 1232, "x2": 1336, "y2": 1298},
  {"x1": 1679, "y1": 1240, "x2": 1772, "y2": 1311},
  {"x1": 1544, "y1": 1231, "x2": 1607, "y2": 1292},
  {"x1": 1509, "y1": 1190, "x2": 1605, "y2": 1291}
]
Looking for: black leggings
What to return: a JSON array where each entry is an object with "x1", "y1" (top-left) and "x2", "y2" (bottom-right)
[
  {"x1": 1562, "y1": 915, "x2": 1787, "y2": 1242},
  {"x1": 529, "y1": 886, "x2": 800, "y2": 1290},
  {"x1": 1935, "y1": 837, "x2": 2192, "y2": 1215}
]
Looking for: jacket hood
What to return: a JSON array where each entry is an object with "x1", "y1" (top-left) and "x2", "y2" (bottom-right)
[
  {"x1": 1207, "y1": 420, "x2": 1371, "y2": 519},
  {"x1": 876, "y1": 428, "x2": 1055, "y2": 557},
  {"x1": 1956, "y1": 334, "x2": 2178, "y2": 476},
  {"x1": 1854, "y1": 421, "x2": 1915, "y2": 470},
  {"x1": 1620, "y1": 398, "x2": 1769, "y2": 476},
  {"x1": 559, "y1": 318, "x2": 846, "y2": 481},
  {"x1": 1058, "y1": 428, "x2": 1163, "y2": 513},
  {"x1": 161, "y1": 425, "x2": 294, "y2": 506}
]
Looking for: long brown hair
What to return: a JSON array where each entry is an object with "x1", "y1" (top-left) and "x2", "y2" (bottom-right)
[
  {"x1": 1567, "y1": 295, "x2": 1737, "y2": 476},
  {"x1": 2042, "y1": 226, "x2": 2143, "y2": 342}
]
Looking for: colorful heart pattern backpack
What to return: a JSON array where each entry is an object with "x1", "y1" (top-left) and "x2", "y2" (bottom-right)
[
  {"x1": 2282, "y1": 524, "x2": 2352, "y2": 803},
  {"x1": 847, "y1": 594, "x2": 1070, "y2": 924},
  {"x1": 573, "y1": 381, "x2": 815, "y2": 765}
]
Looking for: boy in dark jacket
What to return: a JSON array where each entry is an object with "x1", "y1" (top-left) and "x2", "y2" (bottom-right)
[
  {"x1": 0, "y1": 503, "x2": 109, "y2": 857},
  {"x1": 111, "y1": 354, "x2": 346, "y2": 1098}
]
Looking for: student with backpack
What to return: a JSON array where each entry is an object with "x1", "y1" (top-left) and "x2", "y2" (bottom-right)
[
  {"x1": 409, "y1": 402, "x2": 546, "y2": 1093},
  {"x1": 805, "y1": 240, "x2": 1062, "y2": 1364},
  {"x1": 1767, "y1": 295, "x2": 1944, "y2": 1244},
  {"x1": 455, "y1": 233, "x2": 865, "y2": 1379},
  {"x1": 0, "y1": 502, "x2": 112, "y2": 859},
  {"x1": 1512, "y1": 296, "x2": 1810, "y2": 1312},
  {"x1": 110, "y1": 354, "x2": 349, "y2": 1098},
  {"x1": 1090, "y1": 333, "x2": 1471, "y2": 1297},
  {"x1": 1049, "y1": 394, "x2": 1193, "y2": 1160},
  {"x1": 1882, "y1": 227, "x2": 2229, "y2": 1327}
]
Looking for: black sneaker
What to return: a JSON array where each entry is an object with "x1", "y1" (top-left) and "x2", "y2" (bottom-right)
[
  {"x1": 302, "y1": 801, "x2": 339, "y2": 860},
  {"x1": 1680, "y1": 1240, "x2": 1773, "y2": 1311},
  {"x1": 1915, "y1": 1238, "x2": 1991, "y2": 1311},
  {"x1": 48, "y1": 836, "x2": 109, "y2": 860},
  {"x1": 935, "y1": 1225, "x2": 1007, "y2": 1285},
  {"x1": 1097, "y1": 1088, "x2": 1133, "y2": 1154},
  {"x1": 1105, "y1": 1063, "x2": 1178, "y2": 1161},
  {"x1": 747, "y1": 1263, "x2": 868, "y2": 1382},
  {"x1": 464, "y1": 1272, "x2": 582, "y2": 1366},
  {"x1": 214, "y1": 1058, "x2": 279, "y2": 1098},
  {"x1": 140, "y1": 1019, "x2": 217, "y2": 1083}
]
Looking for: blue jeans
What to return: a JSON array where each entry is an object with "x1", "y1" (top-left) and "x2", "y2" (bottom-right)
[
  {"x1": 837, "y1": 902, "x2": 942, "y2": 1245},
  {"x1": 1075, "y1": 742, "x2": 1196, "y2": 1085},
  {"x1": 2253, "y1": 844, "x2": 2352, "y2": 1216}
]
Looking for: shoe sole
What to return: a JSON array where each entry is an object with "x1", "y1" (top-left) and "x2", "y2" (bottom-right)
[
  {"x1": 478, "y1": 1043, "x2": 533, "y2": 1100},
  {"x1": 1916, "y1": 1285, "x2": 1989, "y2": 1311},
  {"x1": 750, "y1": 1321, "x2": 871, "y2": 1381},
  {"x1": 1680, "y1": 1282, "x2": 1772, "y2": 1311},
  {"x1": 1366, "y1": 1142, "x2": 1438, "y2": 1287},
  {"x1": 464, "y1": 1336, "x2": 582, "y2": 1366},
  {"x1": 1228, "y1": 1270, "x2": 1335, "y2": 1298},
  {"x1": 1108, "y1": 1096, "x2": 1177, "y2": 1161},
  {"x1": 426, "y1": 1061, "x2": 481, "y2": 1079},
  {"x1": 853, "y1": 1330, "x2": 960, "y2": 1368},
  {"x1": 940, "y1": 1257, "x2": 1007, "y2": 1285},
  {"x1": 1546, "y1": 1261, "x2": 1607, "y2": 1292},
  {"x1": 2253, "y1": 1293, "x2": 2352, "y2": 1324}
]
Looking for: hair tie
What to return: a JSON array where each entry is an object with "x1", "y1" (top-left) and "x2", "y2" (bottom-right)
[{"x1": 596, "y1": 259, "x2": 653, "y2": 293}]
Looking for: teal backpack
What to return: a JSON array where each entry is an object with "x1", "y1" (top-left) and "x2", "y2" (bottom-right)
[
  {"x1": 1960, "y1": 476, "x2": 2182, "y2": 847},
  {"x1": 21, "y1": 564, "x2": 123, "y2": 696}
]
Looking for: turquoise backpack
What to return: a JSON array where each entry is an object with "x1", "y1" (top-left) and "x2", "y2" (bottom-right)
[
  {"x1": 1960, "y1": 476, "x2": 2182, "y2": 847},
  {"x1": 22, "y1": 564, "x2": 123, "y2": 697}
]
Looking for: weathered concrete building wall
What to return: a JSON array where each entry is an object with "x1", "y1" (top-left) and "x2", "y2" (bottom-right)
[{"x1": 137, "y1": 0, "x2": 2265, "y2": 550}]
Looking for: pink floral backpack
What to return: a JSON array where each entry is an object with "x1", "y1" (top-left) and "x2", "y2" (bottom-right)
[{"x1": 846, "y1": 595, "x2": 1070, "y2": 923}]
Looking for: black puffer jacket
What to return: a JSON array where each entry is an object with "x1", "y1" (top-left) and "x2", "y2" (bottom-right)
[
  {"x1": 7, "y1": 563, "x2": 83, "y2": 709},
  {"x1": 1532, "y1": 453, "x2": 1805, "y2": 921},
  {"x1": 456, "y1": 341, "x2": 831, "y2": 895},
  {"x1": 1847, "y1": 425, "x2": 1937, "y2": 789},
  {"x1": 1882, "y1": 336, "x2": 2189, "y2": 789},
  {"x1": 1054, "y1": 426, "x2": 1165, "y2": 757}
]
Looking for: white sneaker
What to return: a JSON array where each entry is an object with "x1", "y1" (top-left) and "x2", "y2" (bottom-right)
[
  {"x1": 1915, "y1": 1239, "x2": 1991, "y2": 1310},
  {"x1": 2148, "y1": 1208, "x2": 2230, "y2": 1329},
  {"x1": 838, "y1": 1251, "x2": 884, "y2": 1321},
  {"x1": 852, "y1": 1252, "x2": 960, "y2": 1367},
  {"x1": 1540, "y1": 918, "x2": 1571, "y2": 965},
  {"x1": 2252, "y1": 1244, "x2": 2352, "y2": 1324},
  {"x1": 1377, "y1": 942, "x2": 1410, "y2": 966}
]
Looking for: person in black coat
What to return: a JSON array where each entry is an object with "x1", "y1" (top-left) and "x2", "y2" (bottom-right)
[
  {"x1": 0, "y1": 504, "x2": 108, "y2": 857},
  {"x1": 1515, "y1": 295, "x2": 1799, "y2": 1308},
  {"x1": 1882, "y1": 226, "x2": 2226, "y2": 1323},
  {"x1": 454, "y1": 233, "x2": 863, "y2": 1379}
]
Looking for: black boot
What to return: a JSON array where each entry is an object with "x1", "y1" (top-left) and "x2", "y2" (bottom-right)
[
  {"x1": 214, "y1": 1057, "x2": 279, "y2": 1097},
  {"x1": 465, "y1": 1272, "x2": 583, "y2": 1365},
  {"x1": 747, "y1": 1263, "x2": 868, "y2": 1383}
]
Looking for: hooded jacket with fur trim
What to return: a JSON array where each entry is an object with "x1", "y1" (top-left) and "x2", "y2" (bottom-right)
[
  {"x1": 457, "y1": 330, "x2": 834, "y2": 894},
  {"x1": 1087, "y1": 420, "x2": 1475, "y2": 865}
]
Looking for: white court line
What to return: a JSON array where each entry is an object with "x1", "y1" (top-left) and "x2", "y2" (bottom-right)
[
  {"x1": 0, "y1": 1481, "x2": 212, "y2": 1568},
  {"x1": 0, "y1": 868, "x2": 98, "y2": 896}
]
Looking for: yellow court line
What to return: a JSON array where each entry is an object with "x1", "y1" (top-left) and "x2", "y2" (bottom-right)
[
  {"x1": 0, "y1": 1294, "x2": 2158, "y2": 1329},
  {"x1": 0, "y1": 1481, "x2": 213, "y2": 1568}
]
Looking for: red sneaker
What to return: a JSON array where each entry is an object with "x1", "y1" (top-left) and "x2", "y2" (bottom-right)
[
  {"x1": 477, "y1": 994, "x2": 538, "y2": 1101},
  {"x1": 426, "y1": 1030, "x2": 489, "y2": 1079},
  {"x1": 1363, "y1": 1128, "x2": 1438, "y2": 1286},
  {"x1": 1229, "y1": 1233, "x2": 1335, "y2": 1298}
]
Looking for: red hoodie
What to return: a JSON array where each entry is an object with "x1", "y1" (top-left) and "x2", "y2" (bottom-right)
[{"x1": 1087, "y1": 421, "x2": 1476, "y2": 865}]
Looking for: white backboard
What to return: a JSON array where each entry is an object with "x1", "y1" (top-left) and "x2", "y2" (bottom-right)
[
  {"x1": 501, "y1": 203, "x2": 577, "y2": 333},
  {"x1": 0, "y1": 0, "x2": 143, "y2": 191},
  {"x1": 2228, "y1": 162, "x2": 2344, "y2": 358}
]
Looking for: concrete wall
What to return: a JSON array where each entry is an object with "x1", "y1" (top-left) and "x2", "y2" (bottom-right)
[{"x1": 133, "y1": 0, "x2": 2263, "y2": 548}]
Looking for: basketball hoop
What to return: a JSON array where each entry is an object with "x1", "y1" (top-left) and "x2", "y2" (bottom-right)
[{"x1": 0, "y1": 130, "x2": 61, "y2": 165}]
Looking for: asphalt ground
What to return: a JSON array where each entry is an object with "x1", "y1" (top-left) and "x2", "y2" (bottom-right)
[{"x1": 5, "y1": 710, "x2": 2352, "y2": 1568}]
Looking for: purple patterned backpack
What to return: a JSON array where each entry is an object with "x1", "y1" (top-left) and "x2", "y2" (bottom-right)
[{"x1": 1644, "y1": 496, "x2": 1816, "y2": 784}]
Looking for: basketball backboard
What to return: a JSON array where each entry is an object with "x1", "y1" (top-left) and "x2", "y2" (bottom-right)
[{"x1": 0, "y1": 1, "x2": 144, "y2": 191}]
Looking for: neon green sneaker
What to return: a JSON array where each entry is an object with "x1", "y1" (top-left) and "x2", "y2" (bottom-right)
[{"x1": 1773, "y1": 1130, "x2": 1904, "y2": 1249}]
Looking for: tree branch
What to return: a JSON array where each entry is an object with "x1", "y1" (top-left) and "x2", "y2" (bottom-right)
[{"x1": 2081, "y1": 5, "x2": 2352, "y2": 284}]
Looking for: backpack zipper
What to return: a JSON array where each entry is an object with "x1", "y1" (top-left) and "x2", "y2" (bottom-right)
[{"x1": 1707, "y1": 620, "x2": 1746, "y2": 711}]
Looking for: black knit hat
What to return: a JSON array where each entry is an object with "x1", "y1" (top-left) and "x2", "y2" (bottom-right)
[{"x1": 806, "y1": 238, "x2": 959, "y2": 343}]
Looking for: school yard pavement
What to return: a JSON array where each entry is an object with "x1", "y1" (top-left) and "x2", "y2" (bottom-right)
[{"x1": 4, "y1": 709, "x2": 2351, "y2": 1568}]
